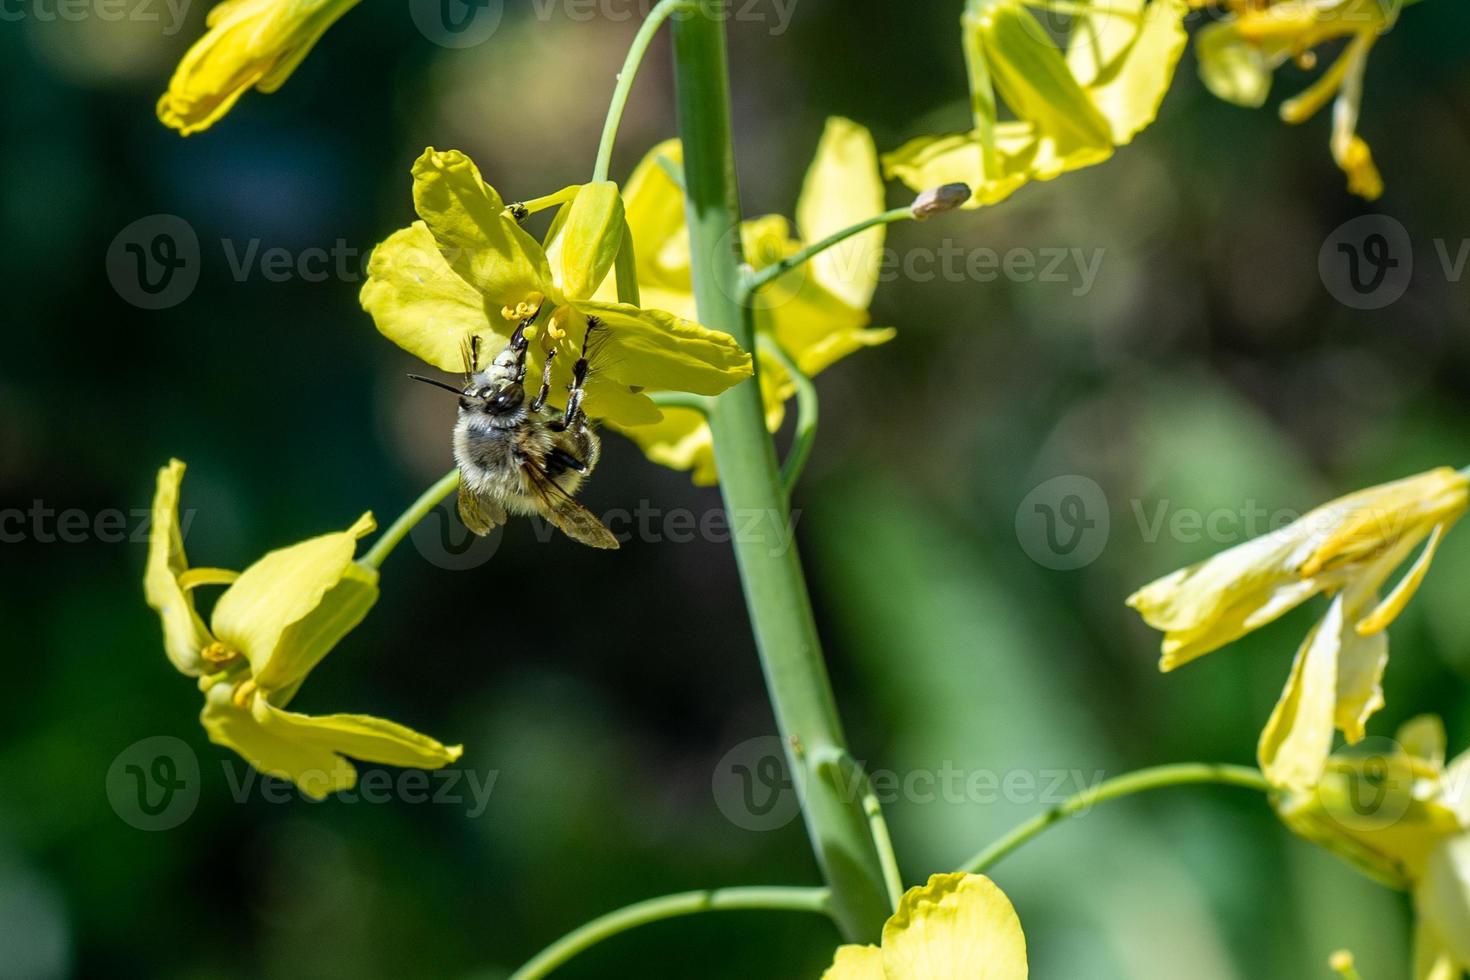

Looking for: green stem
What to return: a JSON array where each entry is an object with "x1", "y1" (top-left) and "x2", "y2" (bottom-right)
[
  {"x1": 592, "y1": 0, "x2": 696, "y2": 183},
  {"x1": 742, "y1": 207, "x2": 913, "y2": 298},
  {"x1": 961, "y1": 763, "x2": 1273, "y2": 874},
  {"x1": 649, "y1": 391, "x2": 712, "y2": 414},
  {"x1": 671, "y1": 1, "x2": 891, "y2": 942},
  {"x1": 509, "y1": 887, "x2": 831, "y2": 980},
  {"x1": 360, "y1": 468, "x2": 461, "y2": 571},
  {"x1": 758, "y1": 336, "x2": 818, "y2": 496}
]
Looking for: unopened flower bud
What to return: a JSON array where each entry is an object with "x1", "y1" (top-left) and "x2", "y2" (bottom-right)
[{"x1": 911, "y1": 183, "x2": 972, "y2": 219}]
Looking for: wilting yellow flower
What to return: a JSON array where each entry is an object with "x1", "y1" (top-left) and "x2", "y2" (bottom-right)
[
  {"x1": 609, "y1": 118, "x2": 894, "y2": 484},
  {"x1": 1128, "y1": 467, "x2": 1469, "y2": 789},
  {"x1": 1274, "y1": 716, "x2": 1470, "y2": 976},
  {"x1": 158, "y1": 0, "x2": 360, "y2": 135},
  {"x1": 883, "y1": 0, "x2": 1188, "y2": 208},
  {"x1": 360, "y1": 148, "x2": 752, "y2": 428},
  {"x1": 821, "y1": 873, "x2": 1028, "y2": 979},
  {"x1": 145, "y1": 460, "x2": 461, "y2": 799},
  {"x1": 1195, "y1": 0, "x2": 1398, "y2": 199}
]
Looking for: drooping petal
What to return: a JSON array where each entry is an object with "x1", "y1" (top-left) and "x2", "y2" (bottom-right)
[
  {"x1": 879, "y1": 873, "x2": 1028, "y2": 979},
  {"x1": 569, "y1": 301, "x2": 753, "y2": 396},
  {"x1": 1332, "y1": 604, "x2": 1389, "y2": 744},
  {"x1": 252, "y1": 698, "x2": 463, "y2": 773},
  {"x1": 1358, "y1": 522, "x2": 1448, "y2": 636},
  {"x1": 1259, "y1": 597, "x2": 1344, "y2": 791},
  {"x1": 360, "y1": 221, "x2": 496, "y2": 373},
  {"x1": 200, "y1": 682, "x2": 356, "y2": 799},
  {"x1": 411, "y1": 148, "x2": 556, "y2": 313},
  {"x1": 1418, "y1": 836, "x2": 1470, "y2": 968},
  {"x1": 144, "y1": 459, "x2": 214, "y2": 676},
  {"x1": 797, "y1": 118, "x2": 886, "y2": 310},
  {"x1": 157, "y1": 0, "x2": 361, "y2": 135},
  {"x1": 210, "y1": 513, "x2": 376, "y2": 693},
  {"x1": 820, "y1": 945, "x2": 886, "y2": 980}
]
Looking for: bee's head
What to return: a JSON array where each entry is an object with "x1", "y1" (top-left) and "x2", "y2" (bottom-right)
[
  {"x1": 409, "y1": 373, "x2": 525, "y2": 424},
  {"x1": 462, "y1": 381, "x2": 525, "y2": 420}
]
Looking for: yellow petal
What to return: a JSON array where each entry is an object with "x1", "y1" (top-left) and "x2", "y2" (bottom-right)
[
  {"x1": 144, "y1": 459, "x2": 213, "y2": 676},
  {"x1": 200, "y1": 681, "x2": 356, "y2": 799},
  {"x1": 360, "y1": 221, "x2": 496, "y2": 373},
  {"x1": 555, "y1": 182, "x2": 626, "y2": 302},
  {"x1": 820, "y1": 945, "x2": 885, "y2": 980},
  {"x1": 621, "y1": 140, "x2": 692, "y2": 293},
  {"x1": 610, "y1": 350, "x2": 787, "y2": 486},
  {"x1": 1398, "y1": 716, "x2": 1448, "y2": 771},
  {"x1": 797, "y1": 118, "x2": 886, "y2": 310},
  {"x1": 568, "y1": 301, "x2": 752, "y2": 396},
  {"x1": 210, "y1": 513, "x2": 377, "y2": 695},
  {"x1": 879, "y1": 873, "x2": 1029, "y2": 980},
  {"x1": 157, "y1": 0, "x2": 361, "y2": 136},
  {"x1": 1356, "y1": 523, "x2": 1448, "y2": 635},
  {"x1": 1414, "y1": 915, "x2": 1460, "y2": 980},
  {"x1": 1332, "y1": 606, "x2": 1389, "y2": 744},
  {"x1": 1074, "y1": 0, "x2": 1189, "y2": 145},
  {"x1": 973, "y1": 0, "x2": 1113, "y2": 153},
  {"x1": 1418, "y1": 837, "x2": 1470, "y2": 968},
  {"x1": 252, "y1": 697, "x2": 462, "y2": 772},
  {"x1": 1194, "y1": 18, "x2": 1276, "y2": 108},
  {"x1": 1260, "y1": 597, "x2": 1344, "y2": 791},
  {"x1": 411, "y1": 148, "x2": 557, "y2": 313}
]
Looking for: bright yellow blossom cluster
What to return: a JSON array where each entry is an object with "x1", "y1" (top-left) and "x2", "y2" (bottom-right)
[
  {"x1": 1129, "y1": 467, "x2": 1469, "y2": 790},
  {"x1": 1274, "y1": 716, "x2": 1470, "y2": 976},
  {"x1": 145, "y1": 460, "x2": 461, "y2": 798},
  {"x1": 884, "y1": 0, "x2": 1189, "y2": 209},
  {"x1": 608, "y1": 118, "x2": 893, "y2": 483}
]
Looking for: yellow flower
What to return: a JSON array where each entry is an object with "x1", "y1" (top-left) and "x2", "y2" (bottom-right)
[
  {"x1": 144, "y1": 459, "x2": 461, "y2": 799},
  {"x1": 1127, "y1": 467, "x2": 1469, "y2": 790},
  {"x1": 359, "y1": 148, "x2": 752, "y2": 429},
  {"x1": 1274, "y1": 716, "x2": 1470, "y2": 977},
  {"x1": 820, "y1": 873, "x2": 1028, "y2": 979},
  {"x1": 608, "y1": 118, "x2": 895, "y2": 484},
  {"x1": 1195, "y1": 0, "x2": 1398, "y2": 200},
  {"x1": 883, "y1": 0, "x2": 1189, "y2": 209},
  {"x1": 157, "y1": 0, "x2": 360, "y2": 135}
]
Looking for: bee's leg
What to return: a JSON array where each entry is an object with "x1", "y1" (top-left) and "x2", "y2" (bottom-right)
[
  {"x1": 506, "y1": 317, "x2": 536, "y2": 383},
  {"x1": 530, "y1": 349, "x2": 556, "y2": 412},
  {"x1": 560, "y1": 316, "x2": 598, "y2": 431}
]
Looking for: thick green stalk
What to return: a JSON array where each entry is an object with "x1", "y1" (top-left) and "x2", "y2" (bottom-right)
[{"x1": 670, "y1": 1, "x2": 891, "y2": 942}]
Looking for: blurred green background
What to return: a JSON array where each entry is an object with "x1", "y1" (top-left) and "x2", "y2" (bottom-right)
[{"x1": 4, "y1": 0, "x2": 1470, "y2": 976}]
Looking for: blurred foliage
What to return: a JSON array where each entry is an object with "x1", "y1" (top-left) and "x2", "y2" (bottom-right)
[{"x1": 3, "y1": 0, "x2": 1470, "y2": 977}]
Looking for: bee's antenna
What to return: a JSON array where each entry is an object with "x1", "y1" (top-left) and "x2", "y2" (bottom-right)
[{"x1": 408, "y1": 374, "x2": 471, "y2": 397}]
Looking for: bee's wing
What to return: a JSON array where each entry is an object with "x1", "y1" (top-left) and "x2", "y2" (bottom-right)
[
  {"x1": 458, "y1": 485, "x2": 508, "y2": 538},
  {"x1": 521, "y1": 461, "x2": 620, "y2": 550}
]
